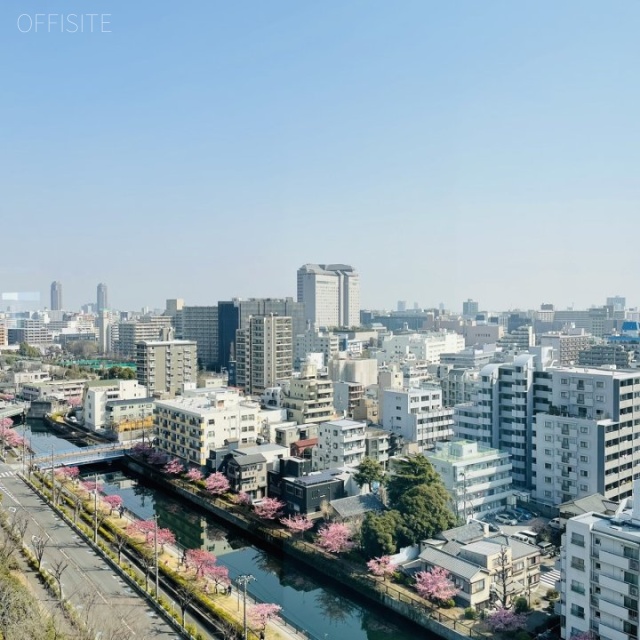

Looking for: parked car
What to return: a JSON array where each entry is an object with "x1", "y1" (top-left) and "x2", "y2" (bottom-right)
[
  {"x1": 496, "y1": 513, "x2": 518, "y2": 526},
  {"x1": 537, "y1": 541, "x2": 555, "y2": 556},
  {"x1": 549, "y1": 517, "x2": 563, "y2": 530}
]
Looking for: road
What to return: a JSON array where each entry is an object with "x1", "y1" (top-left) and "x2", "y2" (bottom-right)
[{"x1": 0, "y1": 460, "x2": 181, "y2": 640}]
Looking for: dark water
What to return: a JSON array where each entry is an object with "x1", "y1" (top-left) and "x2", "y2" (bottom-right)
[
  {"x1": 19, "y1": 418, "x2": 430, "y2": 640},
  {"x1": 17, "y1": 418, "x2": 90, "y2": 456}
]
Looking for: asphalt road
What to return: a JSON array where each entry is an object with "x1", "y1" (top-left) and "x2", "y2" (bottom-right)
[{"x1": 0, "y1": 461, "x2": 181, "y2": 640}]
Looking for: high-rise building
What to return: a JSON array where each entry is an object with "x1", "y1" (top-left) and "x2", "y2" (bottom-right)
[
  {"x1": 217, "y1": 298, "x2": 305, "y2": 372},
  {"x1": 136, "y1": 339, "x2": 197, "y2": 398},
  {"x1": 50, "y1": 281, "x2": 63, "y2": 311},
  {"x1": 97, "y1": 283, "x2": 108, "y2": 313},
  {"x1": 179, "y1": 306, "x2": 219, "y2": 370},
  {"x1": 282, "y1": 362, "x2": 335, "y2": 425},
  {"x1": 606, "y1": 295, "x2": 626, "y2": 311},
  {"x1": 117, "y1": 316, "x2": 174, "y2": 358},
  {"x1": 297, "y1": 263, "x2": 360, "y2": 329},
  {"x1": 462, "y1": 299, "x2": 479, "y2": 318},
  {"x1": 235, "y1": 314, "x2": 293, "y2": 395}
]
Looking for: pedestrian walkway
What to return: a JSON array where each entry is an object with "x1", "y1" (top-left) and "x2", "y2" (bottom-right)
[
  {"x1": 539, "y1": 569, "x2": 560, "y2": 590},
  {"x1": 0, "y1": 470, "x2": 15, "y2": 478}
]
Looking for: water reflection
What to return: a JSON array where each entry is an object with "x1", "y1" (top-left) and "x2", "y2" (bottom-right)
[{"x1": 89, "y1": 465, "x2": 423, "y2": 640}]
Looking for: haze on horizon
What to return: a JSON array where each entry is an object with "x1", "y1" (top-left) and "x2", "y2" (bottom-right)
[{"x1": 1, "y1": 1, "x2": 638, "y2": 312}]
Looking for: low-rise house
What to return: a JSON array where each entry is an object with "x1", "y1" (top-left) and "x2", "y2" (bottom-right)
[
  {"x1": 226, "y1": 454, "x2": 268, "y2": 499},
  {"x1": 329, "y1": 493, "x2": 384, "y2": 522}
]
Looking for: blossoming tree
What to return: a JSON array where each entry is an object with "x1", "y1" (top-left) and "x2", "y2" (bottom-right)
[
  {"x1": 317, "y1": 523, "x2": 353, "y2": 554},
  {"x1": 204, "y1": 472, "x2": 230, "y2": 496},
  {"x1": 248, "y1": 603, "x2": 282, "y2": 632},
  {"x1": 415, "y1": 566, "x2": 458, "y2": 603},
  {"x1": 254, "y1": 498, "x2": 285, "y2": 520},
  {"x1": 366, "y1": 555, "x2": 396, "y2": 581},
  {"x1": 486, "y1": 607, "x2": 527, "y2": 632},
  {"x1": 185, "y1": 468, "x2": 203, "y2": 483},
  {"x1": 163, "y1": 458, "x2": 184, "y2": 476},
  {"x1": 280, "y1": 514, "x2": 313, "y2": 536}
]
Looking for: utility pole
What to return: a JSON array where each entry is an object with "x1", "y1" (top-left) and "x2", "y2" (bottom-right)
[
  {"x1": 51, "y1": 448, "x2": 55, "y2": 504},
  {"x1": 154, "y1": 514, "x2": 159, "y2": 598},
  {"x1": 237, "y1": 574, "x2": 255, "y2": 640},
  {"x1": 93, "y1": 472, "x2": 98, "y2": 543}
]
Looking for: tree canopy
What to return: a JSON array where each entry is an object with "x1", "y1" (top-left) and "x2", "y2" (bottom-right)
[
  {"x1": 395, "y1": 484, "x2": 456, "y2": 544},
  {"x1": 353, "y1": 457, "x2": 384, "y2": 492},
  {"x1": 386, "y1": 454, "x2": 440, "y2": 505},
  {"x1": 361, "y1": 510, "x2": 411, "y2": 558}
]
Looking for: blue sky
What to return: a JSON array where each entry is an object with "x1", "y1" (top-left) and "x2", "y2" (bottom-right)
[{"x1": 1, "y1": 1, "x2": 638, "y2": 312}]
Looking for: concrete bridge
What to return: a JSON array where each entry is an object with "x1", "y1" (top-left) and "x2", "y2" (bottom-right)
[
  {"x1": 0, "y1": 403, "x2": 29, "y2": 421},
  {"x1": 33, "y1": 442, "x2": 134, "y2": 470}
]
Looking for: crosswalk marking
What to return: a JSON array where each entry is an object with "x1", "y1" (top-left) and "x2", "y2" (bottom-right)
[
  {"x1": 540, "y1": 569, "x2": 560, "y2": 590},
  {"x1": 0, "y1": 471, "x2": 15, "y2": 478}
]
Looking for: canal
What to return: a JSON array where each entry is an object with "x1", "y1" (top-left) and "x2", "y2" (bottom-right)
[{"x1": 18, "y1": 419, "x2": 431, "y2": 640}]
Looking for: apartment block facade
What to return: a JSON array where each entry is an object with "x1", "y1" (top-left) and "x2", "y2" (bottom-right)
[
  {"x1": 178, "y1": 305, "x2": 219, "y2": 370},
  {"x1": 235, "y1": 315, "x2": 293, "y2": 396},
  {"x1": 313, "y1": 418, "x2": 367, "y2": 471},
  {"x1": 282, "y1": 362, "x2": 335, "y2": 425},
  {"x1": 136, "y1": 339, "x2": 197, "y2": 398}
]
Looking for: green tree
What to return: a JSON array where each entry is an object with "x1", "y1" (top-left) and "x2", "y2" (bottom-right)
[
  {"x1": 102, "y1": 366, "x2": 136, "y2": 380},
  {"x1": 386, "y1": 454, "x2": 440, "y2": 505},
  {"x1": 353, "y1": 457, "x2": 384, "y2": 492},
  {"x1": 395, "y1": 483, "x2": 456, "y2": 544},
  {"x1": 65, "y1": 340, "x2": 98, "y2": 358},
  {"x1": 361, "y1": 510, "x2": 411, "y2": 558},
  {"x1": 18, "y1": 342, "x2": 40, "y2": 358}
]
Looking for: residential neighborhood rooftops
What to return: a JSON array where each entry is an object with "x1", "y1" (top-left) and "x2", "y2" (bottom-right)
[
  {"x1": 331, "y1": 494, "x2": 384, "y2": 520},
  {"x1": 418, "y1": 546, "x2": 489, "y2": 580}
]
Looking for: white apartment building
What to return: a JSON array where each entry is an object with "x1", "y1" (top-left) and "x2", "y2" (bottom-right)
[
  {"x1": 154, "y1": 389, "x2": 262, "y2": 467},
  {"x1": 117, "y1": 316, "x2": 174, "y2": 358},
  {"x1": 381, "y1": 383, "x2": 454, "y2": 452},
  {"x1": 333, "y1": 381, "x2": 364, "y2": 417},
  {"x1": 297, "y1": 263, "x2": 360, "y2": 328},
  {"x1": 136, "y1": 339, "x2": 197, "y2": 399},
  {"x1": 313, "y1": 418, "x2": 367, "y2": 470},
  {"x1": 453, "y1": 349, "x2": 554, "y2": 489},
  {"x1": 235, "y1": 315, "x2": 293, "y2": 396},
  {"x1": 282, "y1": 362, "x2": 335, "y2": 425},
  {"x1": 540, "y1": 328, "x2": 593, "y2": 366},
  {"x1": 561, "y1": 489, "x2": 640, "y2": 640},
  {"x1": 82, "y1": 379, "x2": 148, "y2": 430},
  {"x1": 534, "y1": 367, "x2": 640, "y2": 505},
  {"x1": 328, "y1": 356, "x2": 378, "y2": 387},
  {"x1": 426, "y1": 440, "x2": 513, "y2": 520},
  {"x1": 436, "y1": 366, "x2": 481, "y2": 408},
  {"x1": 294, "y1": 329, "x2": 339, "y2": 369},
  {"x1": 374, "y1": 331, "x2": 465, "y2": 365},
  {"x1": 20, "y1": 379, "x2": 87, "y2": 403},
  {"x1": 463, "y1": 324, "x2": 504, "y2": 347}
]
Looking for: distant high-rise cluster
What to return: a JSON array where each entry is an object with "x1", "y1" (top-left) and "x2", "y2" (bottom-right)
[
  {"x1": 297, "y1": 263, "x2": 360, "y2": 329},
  {"x1": 50, "y1": 281, "x2": 62, "y2": 311},
  {"x1": 97, "y1": 282, "x2": 108, "y2": 312}
]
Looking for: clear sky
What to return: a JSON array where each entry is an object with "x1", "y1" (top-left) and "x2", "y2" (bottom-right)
[{"x1": 1, "y1": 1, "x2": 638, "y2": 313}]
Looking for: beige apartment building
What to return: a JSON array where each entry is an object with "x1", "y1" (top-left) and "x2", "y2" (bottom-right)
[{"x1": 136, "y1": 339, "x2": 197, "y2": 398}]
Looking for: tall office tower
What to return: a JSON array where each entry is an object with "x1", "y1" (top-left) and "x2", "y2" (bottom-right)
[
  {"x1": 179, "y1": 306, "x2": 219, "y2": 370},
  {"x1": 97, "y1": 283, "x2": 108, "y2": 313},
  {"x1": 235, "y1": 314, "x2": 293, "y2": 395},
  {"x1": 606, "y1": 295, "x2": 626, "y2": 311},
  {"x1": 217, "y1": 298, "x2": 305, "y2": 372},
  {"x1": 297, "y1": 264, "x2": 360, "y2": 329},
  {"x1": 116, "y1": 316, "x2": 174, "y2": 358},
  {"x1": 50, "y1": 281, "x2": 63, "y2": 311},
  {"x1": 462, "y1": 299, "x2": 479, "y2": 318},
  {"x1": 136, "y1": 339, "x2": 197, "y2": 398}
]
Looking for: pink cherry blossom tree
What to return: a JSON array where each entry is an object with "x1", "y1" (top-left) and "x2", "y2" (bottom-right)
[
  {"x1": 131, "y1": 442, "x2": 153, "y2": 459},
  {"x1": 415, "y1": 566, "x2": 459, "y2": 603},
  {"x1": 570, "y1": 632, "x2": 593, "y2": 640},
  {"x1": 280, "y1": 514, "x2": 314, "y2": 535},
  {"x1": 486, "y1": 607, "x2": 527, "y2": 632},
  {"x1": 163, "y1": 457, "x2": 184, "y2": 476},
  {"x1": 0, "y1": 418, "x2": 25, "y2": 449},
  {"x1": 127, "y1": 519, "x2": 175, "y2": 551},
  {"x1": 367, "y1": 555, "x2": 396, "y2": 581},
  {"x1": 317, "y1": 523, "x2": 353, "y2": 554},
  {"x1": 207, "y1": 564, "x2": 230, "y2": 593},
  {"x1": 254, "y1": 498, "x2": 285, "y2": 520},
  {"x1": 55, "y1": 466, "x2": 80, "y2": 482},
  {"x1": 67, "y1": 396, "x2": 81, "y2": 408},
  {"x1": 248, "y1": 603, "x2": 282, "y2": 631},
  {"x1": 204, "y1": 472, "x2": 230, "y2": 496},
  {"x1": 230, "y1": 491, "x2": 252, "y2": 506},
  {"x1": 147, "y1": 449, "x2": 168, "y2": 466},
  {"x1": 81, "y1": 480, "x2": 103, "y2": 494},
  {"x1": 185, "y1": 549, "x2": 218, "y2": 579},
  {"x1": 185, "y1": 468, "x2": 203, "y2": 483},
  {"x1": 103, "y1": 494, "x2": 124, "y2": 514}
]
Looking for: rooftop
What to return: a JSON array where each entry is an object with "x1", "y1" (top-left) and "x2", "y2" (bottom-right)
[
  {"x1": 418, "y1": 546, "x2": 488, "y2": 581},
  {"x1": 331, "y1": 494, "x2": 384, "y2": 519}
]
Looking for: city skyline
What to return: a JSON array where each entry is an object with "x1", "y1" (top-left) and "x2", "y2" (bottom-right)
[{"x1": 2, "y1": 2, "x2": 639, "y2": 310}]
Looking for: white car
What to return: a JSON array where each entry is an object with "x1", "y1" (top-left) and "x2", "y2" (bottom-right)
[
  {"x1": 549, "y1": 517, "x2": 563, "y2": 530},
  {"x1": 496, "y1": 513, "x2": 518, "y2": 526}
]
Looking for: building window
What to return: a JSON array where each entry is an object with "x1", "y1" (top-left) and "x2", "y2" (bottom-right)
[
  {"x1": 580, "y1": 455, "x2": 588, "y2": 463},
  {"x1": 571, "y1": 557, "x2": 585, "y2": 571},
  {"x1": 570, "y1": 604, "x2": 585, "y2": 619},
  {"x1": 570, "y1": 580, "x2": 585, "y2": 595},
  {"x1": 561, "y1": 378, "x2": 568, "y2": 385},
  {"x1": 596, "y1": 381, "x2": 604, "y2": 388},
  {"x1": 580, "y1": 427, "x2": 589, "y2": 434},
  {"x1": 472, "y1": 580, "x2": 485, "y2": 593},
  {"x1": 580, "y1": 441, "x2": 589, "y2": 449},
  {"x1": 571, "y1": 533, "x2": 585, "y2": 547},
  {"x1": 580, "y1": 470, "x2": 588, "y2": 477}
]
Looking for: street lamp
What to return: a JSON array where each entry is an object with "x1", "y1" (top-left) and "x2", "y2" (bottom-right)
[{"x1": 236, "y1": 574, "x2": 255, "y2": 640}]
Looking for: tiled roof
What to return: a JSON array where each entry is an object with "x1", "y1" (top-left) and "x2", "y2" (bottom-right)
[
  {"x1": 418, "y1": 547, "x2": 488, "y2": 581},
  {"x1": 331, "y1": 494, "x2": 384, "y2": 519}
]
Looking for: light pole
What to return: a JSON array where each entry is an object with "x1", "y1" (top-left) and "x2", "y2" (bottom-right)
[
  {"x1": 154, "y1": 515, "x2": 159, "y2": 598},
  {"x1": 237, "y1": 574, "x2": 255, "y2": 640},
  {"x1": 93, "y1": 472, "x2": 99, "y2": 543}
]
